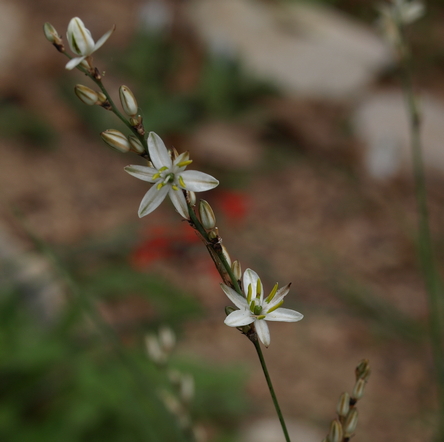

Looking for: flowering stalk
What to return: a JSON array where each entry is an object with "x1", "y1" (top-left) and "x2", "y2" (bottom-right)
[{"x1": 381, "y1": 1, "x2": 444, "y2": 435}]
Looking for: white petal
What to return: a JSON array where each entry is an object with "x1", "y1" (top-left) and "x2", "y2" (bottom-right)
[
  {"x1": 65, "y1": 56, "x2": 86, "y2": 70},
  {"x1": 220, "y1": 284, "x2": 249, "y2": 310},
  {"x1": 224, "y1": 310, "x2": 254, "y2": 327},
  {"x1": 243, "y1": 268, "x2": 259, "y2": 298},
  {"x1": 267, "y1": 283, "x2": 291, "y2": 309},
  {"x1": 168, "y1": 188, "x2": 188, "y2": 219},
  {"x1": 67, "y1": 17, "x2": 95, "y2": 55},
  {"x1": 138, "y1": 185, "x2": 169, "y2": 217},
  {"x1": 93, "y1": 25, "x2": 115, "y2": 52},
  {"x1": 179, "y1": 171, "x2": 219, "y2": 192},
  {"x1": 265, "y1": 308, "x2": 303, "y2": 322},
  {"x1": 148, "y1": 132, "x2": 172, "y2": 169},
  {"x1": 254, "y1": 319, "x2": 270, "y2": 347},
  {"x1": 124, "y1": 165, "x2": 158, "y2": 183}
]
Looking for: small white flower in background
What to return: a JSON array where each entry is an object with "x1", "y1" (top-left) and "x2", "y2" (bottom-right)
[
  {"x1": 125, "y1": 132, "x2": 219, "y2": 219},
  {"x1": 377, "y1": 0, "x2": 425, "y2": 49},
  {"x1": 221, "y1": 268, "x2": 303, "y2": 347},
  {"x1": 65, "y1": 17, "x2": 115, "y2": 70}
]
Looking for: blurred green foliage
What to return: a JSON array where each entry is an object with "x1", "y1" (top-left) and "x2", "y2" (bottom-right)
[{"x1": 0, "y1": 231, "x2": 248, "y2": 441}]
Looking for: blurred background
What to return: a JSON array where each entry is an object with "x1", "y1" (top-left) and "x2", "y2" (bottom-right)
[{"x1": 1, "y1": 0, "x2": 444, "y2": 440}]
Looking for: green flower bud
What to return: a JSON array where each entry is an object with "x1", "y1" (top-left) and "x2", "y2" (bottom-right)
[
  {"x1": 199, "y1": 200, "x2": 216, "y2": 230},
  {"x1": 343, "y1": 408, "x2": 358, "y2": 438},
  {"x1": 327, "y1": 419, "x2": 343, "y2": 442},
  {"x1": 128, "y1": 135, "x2": 145, "y2": 154},
  {"x1": 43, "y1": 22, "x2": 63, "y2": 46},
  {"x1": 352, "y1": 378, "x2": 366, "y2": 400},
  {"x1": 74, "y1": 84, "x2": 100, "y2": 106},
  {"x1": 232, "y1": 260, "x2": 242, "y2": 281},
  {"x1": 355, "y1": 359, "x2": 371, "y2": 381},
  {"x1": 336, "y1": 392, "x2": 350, "y2": 417},
  {"x1": 119, "y1": 85, "x2": 139, "y2": 116},
  {"x1": 100, "y1": 129, "x2": 131, "y2": 153}
]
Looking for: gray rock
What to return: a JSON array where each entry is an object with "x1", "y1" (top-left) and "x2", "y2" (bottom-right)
[
  {"x1": 353, "y1": 90, "x2": 444, "y2": 179},
  {"x1": 240, "y1": 418, "x2": 324, "y2": 442},
  {"x1": 188, "y1": 0, "x2": 392, "y2": 99}
]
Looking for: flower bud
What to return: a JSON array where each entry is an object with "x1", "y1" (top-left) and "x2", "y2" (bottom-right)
[
  {"x1": 221, "y1": 244, "x2": 231, "y2": 267},
  {"x1": 355, "y1": 359, "x2": 371, "y2": 381},
  {"x1": 128, "y1": 135, "x2": 145, "y2": 154},
  {"x1": 343, "y1": 408, "x2": 358, "y2": 438},
  {"x1": 199, "y1": 200, "x2": 216, "y2": 230},
  {"x1": 225, "y1": 306, "x2": 237, "y2": 316},
  {"x1": 179, "y1": 373, "x2": 194, "y2": 404},
  {"x1": 352, "y1": 378, "x2": 366, "y2": 400},
  {"x1": 74, "y1": 84, "x2": 100, "y2": 106},
  {"x1": 158, "y1": 326, "x2": 176, "y2": 353},
  {"x1": 208, "y1": 228, "x2": 219, "y2": 241},
  {"x1": 119, "y1": 85, "x2": 139, "y2": 116},
  {"x1": 101, "y1": 129, "x2": 131, "y2": 153},
  {"x1": 336, "y1": 392, "x2": 350, "y2": 417},
  {"x1": 232, "y1": 260, "x2": 242, "y2": 281},
  {"x1": 327, "y1": 419, "x2": 343, "y2": 442},
  {"x1": 145, "y1": 334, "x2": 166, "y2": 364},
  {"x1": 43, "y1": 22, "x2": 63, "y2": 46},
  {"x1": 187, "y1": 191, "x2": 196, "y2": 206}
]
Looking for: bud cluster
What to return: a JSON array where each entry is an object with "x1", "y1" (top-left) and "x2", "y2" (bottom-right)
[
  {"x1": 323, "y1": 359, "x2": 370, "y2": 442},
  {"x1": 147, "y1": 327, "x2": 206, "y2": 442}
]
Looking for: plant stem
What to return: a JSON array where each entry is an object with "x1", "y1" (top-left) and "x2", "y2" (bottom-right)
[
  {"x1": 398, "y1": 26, "x2": 444, "y2": 437},
  {"x1": 252, "y1": 338, "x2": 291, "y2": 442}
]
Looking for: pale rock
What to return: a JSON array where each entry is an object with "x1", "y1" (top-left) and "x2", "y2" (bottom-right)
[
  {"x1": 188, "y1": 121, "x2": 262, "y2": 169},
  {"x1": 241, "y1": 418, "x2": 324, "y2": 442},
  {"x1": 188, "y1": 0, "x2": 392, "y2": 99},
  {"x1": 353, "y1": 90, "x2": 444, "y2": 178}
]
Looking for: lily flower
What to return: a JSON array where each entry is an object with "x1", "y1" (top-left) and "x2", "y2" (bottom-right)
[
  {"x1": 65, "y1": 17, "x2": 115, "y2": 70},
  {"x1": 221, "y1": 268, "x2": 303, "y2": 347},
  {"x1": 125, "y1": 132, "x2": 219, "y2": 218}
]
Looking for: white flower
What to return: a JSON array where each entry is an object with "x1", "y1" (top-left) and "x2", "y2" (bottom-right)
[
  {"x1": 221, "y1": 268, "x2": 303, "y2": 347},
  {"x1": 125, "y1": 132, "x2": 219, "y2": 218},
  {"x1": 65, "y1": 17, "x2": 115, "y2": 70}
]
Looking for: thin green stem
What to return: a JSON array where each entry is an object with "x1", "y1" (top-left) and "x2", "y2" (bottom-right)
[
  {"x1": 398, "y1": 23, "x2": 444, "y2": 436},
  {"x1": 253, "y1": 338, "x2": 291, "y2": 442}
]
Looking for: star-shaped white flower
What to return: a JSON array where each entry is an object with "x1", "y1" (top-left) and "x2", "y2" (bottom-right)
[
  {"x1": 125, "y1": 132, "x2": 219, "y2": 218},
  {"x1": 221, "y1": 268, "x2": 303, "y2": 347},
  {"x1": 65, "y1": 17, "x2": 115, "y2": 70}
]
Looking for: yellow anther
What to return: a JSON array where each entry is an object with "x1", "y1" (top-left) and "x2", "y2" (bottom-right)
[
  {"x1": 177, "y1": 159, "x2": 193, "y2": 168},
  {"x1": 256, "y1": 315, "x2": 266, "y2": 320},
  {"x1": 152, "y1": 172, "x2": 161, "y2": 180},
  {"x1": 265, "y1": 283, "x2": 279, "y2": 303},
  {"x1": 178, "y1": 176, "x2": 186, "y2": 188},
  {"x1": 249, "y1": 300, "x2": 256, "y2": 313},
  {"x1": 158, "y1": 166, "x2": 168, "y2": 172},
  {"x1": 247, "y1": 284, "x2": 253, "y2": 303},
  {"x1": 256, "y1": 278, "x2": 262, "y2": 298},
  {"x1": 172, "y1": 185, "x2": 179, "y2": 191},
  {"x1": 156, "y1": 182, "x2": 165, "y2": 190},
  {"x1": 267, "y1": 300, "x2": 284, "y2": 313}
]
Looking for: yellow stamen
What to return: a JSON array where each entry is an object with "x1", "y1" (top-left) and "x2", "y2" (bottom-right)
[
  {"x1": 152, "y1": 172, "x2": 161, "y2": 180},
  {"x1": 177, "y1": 159, "x2": 193, "y2": 168},
  {"x1": 267, "y1": 300, "x2": 284, "y2": 314},
  {"x1": 256, "y1": 278, "x2": 262, "y2": 298},
  {"x1": 158, "y1": 166, "x2": 168, "y2": 172},
  {"x1": 256, "y1": 315, "x2": 266, "y2": 320},
  {"x1": 247, "y1": 284, "x2": 253, "y2": 303},
  {"x1": 265, "y1": 283, "x2": 279, "y2": 303},
  {"x1": 178, "y1": 176, "x2": 186, "y2": 188},
  {"x1": 249, "y1": 300, "x2": 256, "y2": 313},
  {"x1": 172, "y1": 185, "x2": 179, "y2": 191},
  {"x1": 156, "y1": 182, "x2": 165, "y2": 190}
]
